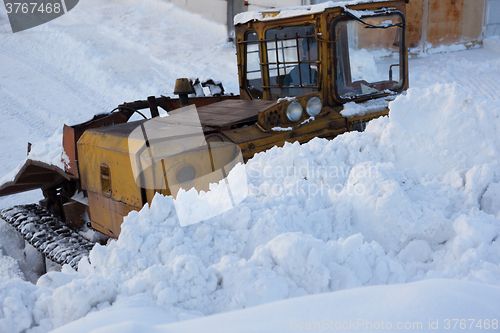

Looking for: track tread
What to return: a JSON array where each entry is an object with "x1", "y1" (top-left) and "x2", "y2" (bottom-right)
[{"x1": 0, "y1": 204, "x2": 95, "y2": 269}]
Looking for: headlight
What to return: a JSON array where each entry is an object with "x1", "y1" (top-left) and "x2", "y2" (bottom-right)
[
  {"x1": 306, "y1": 96, "x2": 322, "y2": 116},
  {"x1": 176, "y1": 164, "x2": 196, "y2": 184},
  {"x1": 286, "y1": 101, "x2": 303, "y2": 122}
]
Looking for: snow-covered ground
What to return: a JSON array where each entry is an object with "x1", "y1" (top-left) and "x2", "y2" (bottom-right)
[{"x1": 1, "y1": 0, "x2": 500, "y2": 332}]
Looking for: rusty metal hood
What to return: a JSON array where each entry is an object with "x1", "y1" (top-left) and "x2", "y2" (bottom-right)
[{"x1": 196, "y1": 99, "x2": 275, "y2": 130}]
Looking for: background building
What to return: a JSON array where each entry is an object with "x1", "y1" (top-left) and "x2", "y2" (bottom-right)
[{"x1": 164, "y1": 0, "x2": 500, "y2": 53}]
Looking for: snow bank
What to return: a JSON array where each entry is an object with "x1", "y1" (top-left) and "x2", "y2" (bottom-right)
[
  {"x1": 0, "y1": 221, "x2": 45, "y2": 284},
  {"x1": 50, "y1": 295, "x2": 176, "y2": 333},
  {"x1": 484, "y1": 36, "x2": 500, "y2": 54},
  {"x1": 385, "y1": 83, "x2": 500, "y2": 176},
  {"x1": 2, "y1": 76, "x2": 500, "y2": 331},
  {"x1": 57, "y1": 279, "x2": 500, "y2": 333}
]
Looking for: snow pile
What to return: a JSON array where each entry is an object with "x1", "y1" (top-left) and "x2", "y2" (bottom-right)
[
  {"x1": 0, "y1": 219, "x2": 45, "y2": 284},
  {"x1": 0, "y1": 257, "x2": 23, "y2": 281},
  {"x1": 61, "y1": 279, "x2": 499, "y2": 333},
  {"x1": 174, "y1": 162, "x2": 248, "y2": 227},
  {"x1": 68, "y1": 79, "x2": 500, "y2": 311},
  {"x1": 2, "y1": 79, "x2": 500, "y2": 332},
  {"x1": 385, "y1": 83, "x2": 500, "y2": 176},
  {"x1": 484, "y1": 36, "x2": 500, "y2": 53}
]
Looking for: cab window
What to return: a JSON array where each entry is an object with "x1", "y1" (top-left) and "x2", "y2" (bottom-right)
[
  {"x1": 334, "y1": 13, "x2": 405, "y2": 100},
  {"x1": 264, "y1": 25, "x2": 319, "y2": 99},
  {"x1": 244, "y1": 31, "x2": 263, "y2": 99}
]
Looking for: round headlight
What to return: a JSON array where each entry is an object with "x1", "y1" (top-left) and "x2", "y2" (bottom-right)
[
  {"x1": 176, "y1": 164, "x2": 196, "y2": 184},
  {"x1": 286, "y1": 101, "x2": 303, "y2": 122},
  {"x1": 306, "y1": 96, "x2": 322, "y2": 117}
]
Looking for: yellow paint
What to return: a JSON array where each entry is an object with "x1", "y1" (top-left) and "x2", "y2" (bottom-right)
[
  {"x1": 263, "y1": 12, "x2": 279, "y2": 19},
  {"x1": 78, "y1": 125, "x2": 243, "y2": 237}
]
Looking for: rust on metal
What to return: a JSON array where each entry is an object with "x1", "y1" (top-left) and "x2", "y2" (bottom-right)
[
  {"x1": 197, "y1": 99, "x2": 275, "y2": 129},
  {"x1": 427, "y1": 0, "x2": 464, "y2": 46},
  {"x1": 406, "y1": 0, "x2": 424, "y2": 48},
  {"x1": 406, "y1": 0, "x2": 484, "y2": 52},
  {"x1": 0, "y1": 160, "x2": 76, "y2": 197}
]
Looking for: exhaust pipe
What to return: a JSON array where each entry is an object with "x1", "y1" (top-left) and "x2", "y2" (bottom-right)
[{"x1": 174, "y1": 78, "x2": 195, "y2": 107}]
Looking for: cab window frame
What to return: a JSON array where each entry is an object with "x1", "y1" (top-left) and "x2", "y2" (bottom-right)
[
  {"x1": 241, "y1": 22, "x2": 321, "y2": 100},
  {"x1": 332, "y1": 10, "x2": 407, "y2": 104},
  {"x1": 243, "y1": 30, "x2": 264, "y2": 100},
  {"x1": 262, "y1": 24, "x2": 320, "y2": 99}
]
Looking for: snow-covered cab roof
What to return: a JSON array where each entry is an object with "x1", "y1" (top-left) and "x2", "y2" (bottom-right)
[{"x1": 234, "y1": 0, "x2": 400, "y2": 25}]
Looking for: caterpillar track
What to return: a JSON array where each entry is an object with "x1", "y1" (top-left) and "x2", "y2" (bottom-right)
[{"x1": 0, "y1": 204, "x2": 95, "y2": 269}]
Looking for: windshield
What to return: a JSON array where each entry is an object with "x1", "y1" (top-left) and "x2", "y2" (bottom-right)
[
  {"x1": 243, "y1": 25, "x2": 319, "y2": 100},
  {"x1": 335, "y1": 13, "x2": 405, "y2": 100},
  {"x1": 265, "y1": 25, "x2": 319, "y2": 99}
]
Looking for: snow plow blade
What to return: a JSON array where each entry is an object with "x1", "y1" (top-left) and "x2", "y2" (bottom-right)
[{"x1": 0, "y1": 160, "x2": 75, "y2": 197}]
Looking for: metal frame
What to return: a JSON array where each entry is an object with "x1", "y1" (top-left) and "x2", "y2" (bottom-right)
[{"x1": 331, "y1": 10, "x2": 408, "y2": 104}]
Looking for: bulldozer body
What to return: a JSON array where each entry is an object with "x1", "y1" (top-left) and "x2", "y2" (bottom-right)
[{"x1": 0, "y1": 0, "x2": 409, "y2": 241}]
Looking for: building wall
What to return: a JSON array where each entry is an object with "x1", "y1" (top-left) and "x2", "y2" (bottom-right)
[
  {"x1": 406, "y1": 0, "x2": 487, "y2": 53},
  {"x1": 486, "y1": 0, "x2": 500, "y2": 36},
  {"x1": 167, "y1": 0, "x2": 499, "y2": 43}
]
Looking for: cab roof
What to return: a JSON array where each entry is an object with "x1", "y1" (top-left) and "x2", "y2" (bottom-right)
[{"x1": 233, "y1": 0, "x2": 404, "y2": 25}]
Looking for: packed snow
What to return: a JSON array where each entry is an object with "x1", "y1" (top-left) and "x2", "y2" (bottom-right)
[
  {"x1": 1, "y1": 0, "x2": 500, "y2": 332},
  {"x1": 53, "y1": 279, "x2": 499, "y2": 333},
  {"x1": 340, "y1": 96, "x2": 394, "y2": 117}
]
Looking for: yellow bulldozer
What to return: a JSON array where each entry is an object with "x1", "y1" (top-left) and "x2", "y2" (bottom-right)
[{"x1": 0, "y1": 0, "x2": 408, "y2": 268}]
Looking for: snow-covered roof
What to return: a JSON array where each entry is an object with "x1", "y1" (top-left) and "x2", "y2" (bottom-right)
[{"x1": 234, "y1": 0, "x2": 396, "y2": 25}]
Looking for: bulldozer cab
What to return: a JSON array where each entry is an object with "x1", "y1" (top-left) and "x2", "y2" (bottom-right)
[{"x1": 235, "y1": 0, "x2": 408, "y2": 104}]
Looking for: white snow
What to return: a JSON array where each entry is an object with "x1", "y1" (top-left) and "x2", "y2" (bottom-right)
[
  {"x1": 484, "y1": 35, "x2": 500, "y2": 53},
  {"x1": 425, "y1": 42, "x2": 482, "y2": 55},
  {"x1": 173, "y1": 162, "x2": 248, "y2": 227},
  {"x1": 0, "y1": 128, "x2": 67, "y2": 187},
  {"x1": 277, "y1": 97, "x2": 296, "y2": 103},
  {"x1": 0, "y1": 218, "x2": 45, "y2": 284},
  {"x1": 0, "y1": 0, "x2": 500, "y2": 332},
  {"x1": 52, "y1": 279, "x2": 500, "y2": 333},
  {"x1": 344, "y1": 8, "x2": 379, "y2": 19},
  {"x1": 341, "y1": 96, "x2": 394, "y2": 117},
  {"x1": 272, "y1": 116, "x2": 315, "y2": 131},
  {"x1": 271, "y1": 126, "x2": 293, "y2": 132}
]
